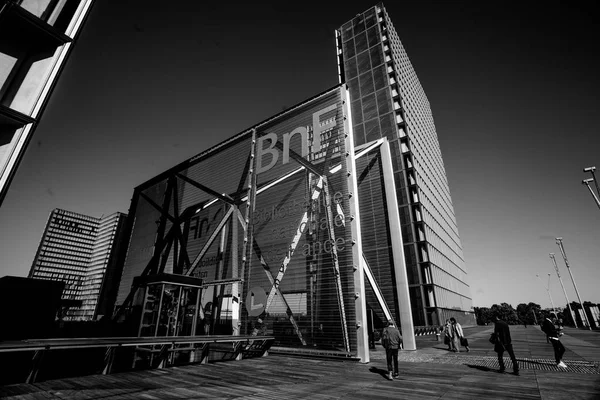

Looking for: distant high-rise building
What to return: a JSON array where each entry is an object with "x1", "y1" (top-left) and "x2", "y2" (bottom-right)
[
  {"x1": 336, "y1": 3, "x2": 472, "y2": 326},
  {"x1": 29, "y1": 208, "x2": 127, "y2": 320},
  {"x1": 0, "y1": 0, "x2": 95, "y2": 206}
]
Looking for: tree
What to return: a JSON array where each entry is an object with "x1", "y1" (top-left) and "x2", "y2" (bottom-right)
[
  {"x1": 490, "y1": 303, "x2": 519, "y2": 325},
  {"x1": 516, "y1": 302, "x2": 541, "y2": 325},
  {"x1": 474, "y1": 307, "x2": 493, "y2": 325}
]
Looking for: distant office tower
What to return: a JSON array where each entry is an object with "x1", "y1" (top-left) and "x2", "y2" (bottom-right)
[
  {"x1": 29, "y1": 208, "x2": 127, "y2": 320},
  {"x1": 0, "y1": 0, "x2": 95, "y2": 206},
  {"x1": 336, "y1": 3, "x2": 472, "y2": 326}
]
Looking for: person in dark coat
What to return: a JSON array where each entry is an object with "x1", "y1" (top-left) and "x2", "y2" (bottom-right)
[
  {"x1": 381, "y1": 320, "x2": 403, "y2": 380},
  {"x1": 541, "y1": 313, "x2": 567, "y2": 368},
  {"x1": 493, "y1": 315, "x2": 519, "y2": 375}
]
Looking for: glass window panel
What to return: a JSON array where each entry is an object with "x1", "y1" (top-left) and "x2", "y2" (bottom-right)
[
  {"x1": 354, "y1": 32, "x2": 368, "y2": 55},
  {"x1": 10, "y1": 54, "x2": 55, "y2": 115},
  {"x1": 364, "y1": 118, "x2": 380, "y2": 142},
  {"x1": 364, "y1": 10, "x2": 377, "y2": 28},
  {"x1": 353, "y1": 123, "x2": 365, "y2": 146},
  {"x1": 373, "y1": 65, "x2": 387, "y2": 91},
  {"x1": 366, "y1": 26, "x2": 379, "y2": 48},
  {"x1": 358, "y1": 71, "x2": 374, "y2": 97},
  {"x1": 19, "y1": 0, "x2": 53, "y2": 18},
  {"x1": 344, "y1": 56, "x2": 358, "y2": 81},
  {"x1": 353, "y1": 18, "x2": 366, "y2": 34},
  {"x1": 375, "y1": 88, "x2": 392, "y2": 116},
  {"x1": 348, "y1": 77, "x2": 360, "y2": 104},
  {"x1": 351, "y1": 99, "x2": 363, "y2": 124},
  {"x1": 343, "y1": 37, "x2": 355, "y2": 59},
  {"x1": 379, "y1": 112, "x2": 396, "y2": 141},
  {"x1": 0, "y1": 54, "x2": 18, "y2": 92},
  {"x1": 361, "y1": 92, "x2": 377, "y2": 121},
  {"x1": 356, "y1": 49, "x2": 371, "y2": 74},
  {"x1": 341, "y1": 21, "x2": 353, "y2": 42},
  {"x1": 369, "y1": 45, "x2": 383, "y2": 68}
]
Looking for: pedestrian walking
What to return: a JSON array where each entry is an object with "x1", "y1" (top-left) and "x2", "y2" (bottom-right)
[
  {"x1": 443, "y1": 319, "x2": 452, "y2": 350},
  {"x1": 450, "y1": 317, "x2": 470, "y2": 352},
  {"x1": 381, "y1": 320, "x2": 403, "y2": 380},
  {"x1": 542, "y1": 313, "x2": 567, "y2": 368},
  {"x1": 492, "y1": 314, "x2": 519, "y2": 375}
]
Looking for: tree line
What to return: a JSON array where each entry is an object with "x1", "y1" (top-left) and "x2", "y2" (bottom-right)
[{"x1": 474, "y1": 301, "x2": 596, "y2": 326}]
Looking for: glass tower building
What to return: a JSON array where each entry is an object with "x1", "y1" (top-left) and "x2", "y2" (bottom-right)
[
  {"x1": 29, "y1": 208, "x2": 127, "y2": 320},
  {"x1": 0, "y1": 0, "x2": 95, "y2": 206},
  {"x1": 336, "y1": 3, "x2": 472, "y2": 326}
]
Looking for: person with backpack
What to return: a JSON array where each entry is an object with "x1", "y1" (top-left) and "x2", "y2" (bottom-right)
[
  {"x1": 542, "y1": 313, "x2": 567, "y2": 368},
  {"x1": 492, "y1": 314, "x2": 519, "y2": 375},
  {"x1": 381, "y1": 320, "x2": 403, "y2": 380}
]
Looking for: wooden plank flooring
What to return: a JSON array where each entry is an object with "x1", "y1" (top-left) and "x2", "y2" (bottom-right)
[{"x1": 1, "y1": 326, "x2": 599, "y2": 399}]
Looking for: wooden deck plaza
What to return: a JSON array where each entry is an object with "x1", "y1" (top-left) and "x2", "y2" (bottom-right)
[{"x1": 1, "y1": 325, "x2": 599, "y2": 399}]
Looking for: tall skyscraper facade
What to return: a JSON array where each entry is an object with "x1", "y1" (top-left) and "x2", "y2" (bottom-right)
[
  {"x1": 29, "y1": 208, "x2": 127, "y2": 320},
  {"x1": 336, "y1": 3, "x2": 472, "y2": 326},
  {"x1": 0, "y1": 0, "x2": 95, "y2": 206}
]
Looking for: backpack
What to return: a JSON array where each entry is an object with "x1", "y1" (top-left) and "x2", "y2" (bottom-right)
[{"x1": 381, "y1": 328, "x2": 390, "y2": 348}]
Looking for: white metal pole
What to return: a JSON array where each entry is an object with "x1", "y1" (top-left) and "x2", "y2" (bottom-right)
[
  {"x1": 537, "y1": 274, "x2": 556, "y2": 315},
  {"x1": 582, "y1": 179, "x2": 600, "y2": 211},
  {"x1": 550, "y1": 253, "x2": 577, "y2": 328},
  {"x1": 556, "y1": 238, "x2": 592, "y2": 330}
]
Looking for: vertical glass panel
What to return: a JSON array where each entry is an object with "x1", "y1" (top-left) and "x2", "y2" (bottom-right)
[
  {"x1": 9, "y1": 54, "x2": 55, "y2": 115},
  {"x1": 353, "y1": 18, "x2": 366, "y2": 35},
  {"x1": 356, "y1": 46, "x2": 370, "y2": 72},
  {"x1": 348, "y1": 77, "x2": 360, "y2": 103},
  {"x1": 354, "y1": 32, "x2": 368, "y2": 54},
  {"x1": 364, "y1": 118, "x2": 380, "y2": 142},
  {"x1": 369, "y1": 45, "x2": 383, "y2": 67},
  {"x1": 344, "y1": 56, "x2": 358, "y2": 81},
  {"x1": 361, "y1": 93, "x2": 377, "y2": 121},
  {"x1": 358, "y1": 71, "x2": 374, "y2": 96},
  {"x1": 343, "y1": 38, "x2": 355, "y2": 59},
  {"x1": 0, "y1": 54, "x2": 17, "y2": 92},
  {"x1": 0, "y1": 126, "x2": 23, "y2": 176},
  {"x1": 366, "y1": 26, "x2": 380, "y2": 48},
  {"x1": 353, "y1": 123, "x2": 365, "y2": 146},
  {"x1": 373, "y1": 65, "x2": 387, "y2": 91},
  {"x1": 19, "y1": 0, "x2": 53, "y2": 18},
  {"x1": 364, "y1": 10, "x2": 377, "y2": 28},
  {"x1": 375, "y1": 88, "x2": 392, "y2": 115},
  {"x1": 351, "y1": 99, "x2": 363, "y2": 125},
  {"x1": 341, "y1": 21, "x2": 353, "y2": 42},
  {"x1": 379, "y1": 112, "x2": 396, "y2": 141}
]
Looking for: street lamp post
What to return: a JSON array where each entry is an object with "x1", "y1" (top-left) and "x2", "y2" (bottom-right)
[
  {"x1": 536, "y1": 273, "x2": 557, "y2": 316},
  {"x1": 556, "y1": 237, "x2": 592, "y2": 330},
  {"x1": 549, "y1": 253, "x2": 577, "y2": 328},
  {"x1": 583, "y1": 166, "x2": 600, "y2": 195},
  {"x1": 583, "y1": 166, "x2": 600, "y2": 210},
  {"x1": 582, "y1": 179, "x2": 600, "y2": 210}
]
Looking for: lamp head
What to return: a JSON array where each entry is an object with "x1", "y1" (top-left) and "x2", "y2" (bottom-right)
[
  {"x1": 583, "y1": 166, "x2": 596, "y2": 173},
  {"x1": 583, "y1": 178, "x2": 594, "y2": 184}
]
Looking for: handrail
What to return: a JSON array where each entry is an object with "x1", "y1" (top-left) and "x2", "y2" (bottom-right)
[
  {"x1": 0, "y1": 335, "x2": 275, "y2": 353},
  {"x1": 0, "y1": 335, "x2": 275, "y2": 384}
]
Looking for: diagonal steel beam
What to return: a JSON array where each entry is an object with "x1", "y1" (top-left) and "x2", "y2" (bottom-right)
[
  {"x1": 362, "y1": 254, "x2": 393, "y2": 322},
  {"x1": 186, "y1": 205, "x2": 235, "y2": 276},
  {"x1": 176, "y1": 173, "x2": 235, "y2": 206},
  {"x1": 252, "y1": 238, "x2": 306, "y2": 345},
  {"x1": 264, "y1": 177, "x2": 324, "y2": 313},
  {"x1": 139, "y1": 192, "x2": 176, "y2": 224}
]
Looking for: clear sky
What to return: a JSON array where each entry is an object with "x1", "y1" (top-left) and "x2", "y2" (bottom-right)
[{"x1": 1, "y1": 1, "x2": 599, "y2": 309}]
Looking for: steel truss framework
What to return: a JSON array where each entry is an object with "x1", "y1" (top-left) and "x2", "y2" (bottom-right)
[{"x1": 115, "y1": 87, "x2": 416, "y2": 361}]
